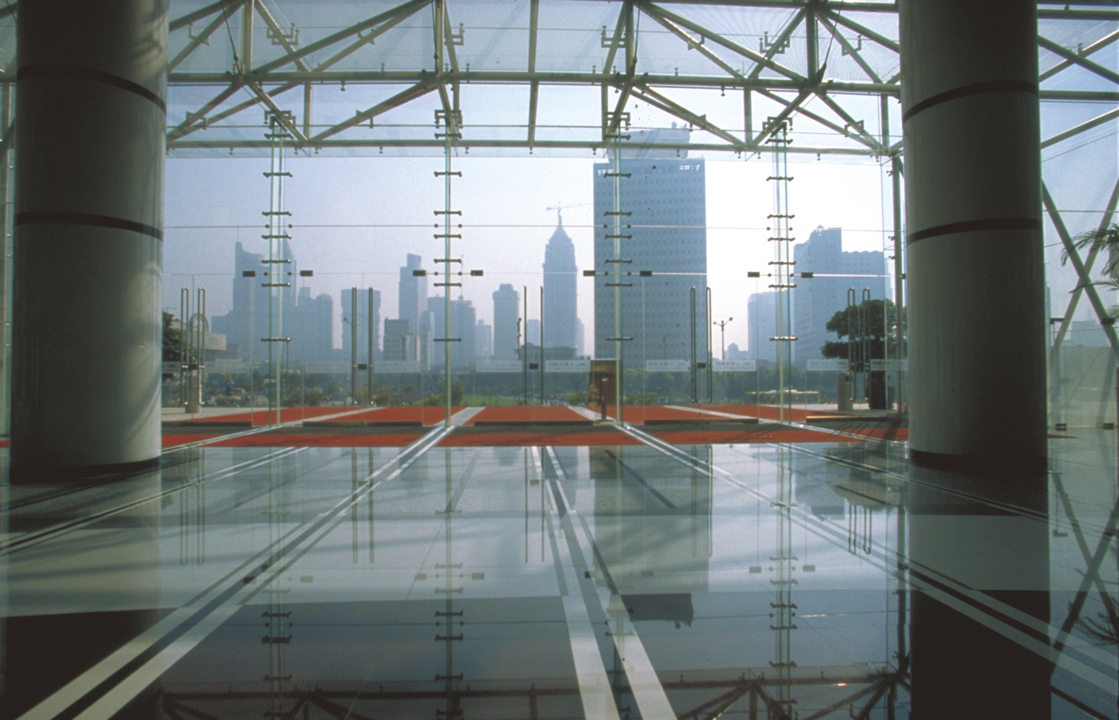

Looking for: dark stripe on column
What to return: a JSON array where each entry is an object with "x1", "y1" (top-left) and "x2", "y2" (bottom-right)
[
  {"x1": 17, "y1": 64, "x2": 167, "y2": 114},
  {"x1": 909, "y1": 448, "x2": 1047, "y2": 475},
  {"x1": 903, "y1": 80, "x2": 1037, "y2": 123},
  {"x1": 906, "y1": 217, "x2": 1041, "y2": 245},
  {"x1": 16, "y1": 211, "x2": 163, "y2": 241}
]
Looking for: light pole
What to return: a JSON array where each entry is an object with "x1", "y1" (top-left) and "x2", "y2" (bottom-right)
[{"x1": 714, "y1": 317, "x2": 733, "y2": 361}]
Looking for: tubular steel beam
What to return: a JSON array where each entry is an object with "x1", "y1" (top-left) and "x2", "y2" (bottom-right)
[
  {"x1": 603, "y1": 1, "x2": 638, "y2": 140},
  {"x1": 252, "y1": 0, "x2": 430, "y2": 75},
  {"x1": 169, "y1": 0, "x2": 226, "y2": 32},
  {"x1": 747, "y1": 7, "x2": 806, "y2": 81},
  {"x1": 248, "y1": 82, "x2": 309, "y2": 145},
  {"x1": 1051, "y1": 176, "x2": 1119, "y2": 351},
  {"x1": 169, "y1": 136, "x2": 883, "y2": 157},
  {"x1": 1040, "y1": 29, "x2": 1119, "y2": 81},
  {"x1": 166, "y1": 70, "x2": 900, "y2": 94},
  {"x1": 631, "y1": 84, "x2": 747, "y2": 149},
  {"x1": 1038, "y1": 35, "x2": 1119, "y2": 86},
  {"x1": 311, "y1": 83, "x2": 435, "y2": 142},
  {"x1": 527, "y1": 0, "x2": 539, "y2": 145},
  {"x1": 647, "y1": 2, "x2": 805, "y2": 83},
  {"x1": 642, "y1": 6, "x2": 747, "y2": 82},
  {"x1": 813, "y1": 90, "x2": 883, "y2": 152},
  {"x1": 255, "y1": 0, "x2": 314, "y2": 73},
  {"x1": 817, "y1": 12, "x2": 883, "y2": 84},
  {"x1": 820, "y1": 7, "x2": 900, "y2": 53},
  {"x1": 1043, "y1": 182, "x2": 1119, "y2": 359},
  {"x1": 168, "y1": 11, "x2": 227, "y2": 72}
]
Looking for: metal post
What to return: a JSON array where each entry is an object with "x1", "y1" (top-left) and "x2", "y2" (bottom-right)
[
  {"x1": 368, "y1": 288, "x2": 375, "y2": 405},
  {"x1": 350, "y1": 287, "x2": 358, "y2": 405},
  {"x1": 540, "y1": 285, "x2": 545, "y2": 404},
  {"x1": 690, "y1": 286, "x2": 697, "y2": 403},
  {"x1": 180, "y1": 287, "x2": 189, "y2": 409},
  {"x1": 891, "y1": 154, "x2": 905, "y2": 412},
  {"x1": 197, "y1": 287, "x2": 206, "y2": 409},
  {"x1": 707, "y1": 286, "x2": 713, "y2": 403},
  {"x1": 523, "y1": 286, "x2": 529, "y2": 405}
]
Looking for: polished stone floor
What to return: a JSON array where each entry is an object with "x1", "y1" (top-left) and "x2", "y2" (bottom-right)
[{"x1": 1, "y1": 426, "x2": 1116, "y2": 719}]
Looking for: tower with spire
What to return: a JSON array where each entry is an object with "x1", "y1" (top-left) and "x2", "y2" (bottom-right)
[{"x1": 543, "y1": 210, "x2": 579, "y2": 354}]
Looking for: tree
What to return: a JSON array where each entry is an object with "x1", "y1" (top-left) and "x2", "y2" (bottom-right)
[
  {"x1": 820, "y1": 298, "x2": 906, "y2": 368},
  {"x1": 1062, "y1": 222, "x2": 1119, "y2": 314},
  {"x1": 163, "y1": 310, "x2": 200, "y2": 364},
  {"x1": 821, "y1": 299, "x2": 906, "y2": 410}
]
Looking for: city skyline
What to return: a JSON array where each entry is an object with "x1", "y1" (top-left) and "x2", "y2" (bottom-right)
[{"x1": 163, "y1": 153, "x2": 901, "y2": 357}]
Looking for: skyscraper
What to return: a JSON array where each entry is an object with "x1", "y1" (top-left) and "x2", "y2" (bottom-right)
[
  {"x1": 428, "y1": 296, "x2": 476, "y2": 368},
  {"x1": 593, "y1": 127, "x2": 707, "y2": 369},
  {"x1": 492, "y1": 283, "x2": 520, "y2": 361},
  {"x1": 212, "y1": 240, "x2": 297, "y2": 361},
  {"x1": 747, "y1": 291, "x2": 778, "y2": 363},
  {"x1": 543, "y1": 217, "x2": 578, "y2": 352},
  {"x1": 398, "y1": 253, "x2": 429, "y2": 369},
  {"x1": 793, "y1": 227, "x2": 887, "y2": 362},
  {"x1": 290, "y1": 287, "x2": 334, "y2": 362},
  {"x1": 398, "y1": 253, "x2": 427, "y2": 336},
  {"x1": 475, "y1": 319, "x2": 492, "y2": 360}
]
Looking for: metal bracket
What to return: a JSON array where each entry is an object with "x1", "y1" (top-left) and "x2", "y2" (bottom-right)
[
  {"x1": 759, "y1": 30, "x2": 790, "y2": 55},
  {"x1": 267, "y1": 22, "x2": 299, "y2": 47}
]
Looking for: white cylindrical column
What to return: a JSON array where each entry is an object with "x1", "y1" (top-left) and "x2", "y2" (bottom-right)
[
  {"x1": 901, "y1": 1, "x2": 1046, "y2": 472},
  {"x1": 12, "y1": 0, "x2": 167, "y2": 479}
]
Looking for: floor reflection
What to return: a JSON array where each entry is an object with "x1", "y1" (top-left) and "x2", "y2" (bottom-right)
[{"x1": 1, "y1": 429, "x2": 1116, "y2": 719}]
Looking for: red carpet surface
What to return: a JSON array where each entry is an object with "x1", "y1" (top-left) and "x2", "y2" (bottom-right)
[
  {"x1": 208, "y1": 432, "x2": 424, "y2": 447},
  {"x1": 312, "y1": 406, "x2": 464, "y2": 425},
  {"x1": 698, "y1": 404, "x2": 855, "y2": 422},
  {"x1": 173, "y1": 407, "x2": 349, "y2": 426},
  {"x1": 440, "y1": 430, "x2": 640, "y2": 447},
  {"x1": 653, "y1": 428, "x2": 862, "y2": 445},
  {"x1": 162, "y1": 433, "x2": 220, "y2": 447},
  {"x1": 591, "y1": 405, "x2": 740, "y2": 423},
  {"x1": 467, "y1": 406, "x2": 591, "y2": 425}
]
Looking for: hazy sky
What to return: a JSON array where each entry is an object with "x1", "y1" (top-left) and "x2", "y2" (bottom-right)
[{"x1": 164, "y1": 148, "x2": 898, "y2": 353}]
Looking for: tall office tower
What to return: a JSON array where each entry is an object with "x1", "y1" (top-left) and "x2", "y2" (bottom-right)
[
  {"x1": 475, "y1": 320, "x2": 493, "y2": 359},
  {"x1": 575, "y1": 318, "x2": 586, "y2": 357},
  {"x1": 398, "y1": 253, "x2": 427, "y2": 335},
  {"x1": 793, "y1": 227, "x2": 887, "y2": 362},
  {"x1": 428, "y1": 296, "x2": 477, "y2": 368},
  {"x1": 543, "y1": 217, "x2": 578, "y2": 352},
  {"x1": 383, "y1": 318, "x2": 419, "y2": 362},
  {"x1": 492, "y1": 283, "x2": 520, "y2": 360},
  {"x1": 212, "y1": 241, "x2": 296, "y2": 360},
  {"x1": 289, "y1": 287, "x2": 334, "y2": 362},
  {"x1": 593, "y1": 127, "x2": 707, "y2": 369},
  {"x1": 748, "y1": 291, "x2": 778, "y2": 363},
  {"x1": 341, "y1": 288, "x2": 380, "y2": 363}
]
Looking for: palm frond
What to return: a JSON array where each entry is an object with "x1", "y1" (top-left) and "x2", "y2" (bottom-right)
[{"x1": 1061, "y1": 222, "x2": 1119, "y2": 275}]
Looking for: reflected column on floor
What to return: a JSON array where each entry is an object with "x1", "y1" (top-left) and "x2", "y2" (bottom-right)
[
  {"x1": 2, "y1": 471, "x2": 164, "y2": 719},
  {"x1": 907, "y1": 465, "x2": 1050, "y2": 719},
  {"x1": 589, "y1": 445, "x2": 713, "y2": 623}
]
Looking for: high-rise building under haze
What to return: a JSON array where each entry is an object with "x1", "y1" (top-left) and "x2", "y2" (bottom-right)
[
  {"x1": 593, "y1": 127, "x2": 707, "y2": 369},
  {"x1": 793, "y1": 227, "x2": 887, "y2": 362},
  {"x1": 543, "y1": 216, "x2": 578, "y2": 352},
  {"x1": 492, "y1": 284, "x2": 520, "y2": 361}
]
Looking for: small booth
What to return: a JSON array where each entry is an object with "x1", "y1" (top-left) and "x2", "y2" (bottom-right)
[{"x1": 588, "y1": 359, "x2": 617, "y2": 420}]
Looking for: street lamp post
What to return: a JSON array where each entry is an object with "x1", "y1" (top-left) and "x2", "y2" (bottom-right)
[{"x1": 714, "y1": 317, "x2": 733, "y2": 361}]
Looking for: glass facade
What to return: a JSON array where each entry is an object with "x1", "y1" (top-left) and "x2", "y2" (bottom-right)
[{"x1": 1, "y1": 2, "x2": 1117, "y2": 719}]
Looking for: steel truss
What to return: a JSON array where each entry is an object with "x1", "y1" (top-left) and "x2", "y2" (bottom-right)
[
  {"x1": 143, "y1": 0, "x2": 1119, "y2": 158},
  {"x1": 160, "y1": 670, "x2": 908, "y2": 720}
]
